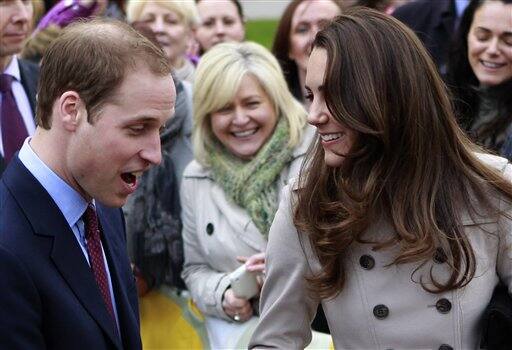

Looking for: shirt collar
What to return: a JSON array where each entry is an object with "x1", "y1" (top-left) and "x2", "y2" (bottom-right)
[
  {"x1": 454, "y1": 0, "x2": 470, "y2": 18},
  {"x1": 3, "y1": 56, "x2": 21, "y2": 82},
  {"x1": 18, "y1": 138, "x2": 90, "y2": 227}
]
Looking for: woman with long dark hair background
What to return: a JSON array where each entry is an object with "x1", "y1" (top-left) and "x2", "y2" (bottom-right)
[{"x1": 447, "y1": 0, "x2": 512, "y2": 159}]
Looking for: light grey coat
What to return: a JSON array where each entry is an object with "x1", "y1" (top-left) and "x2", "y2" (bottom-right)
[
  {"x1": 181, "y1": 127, "x2": 314, "y2": 321},
  {"x1": 249, "y1": 153, "x2": 512, "y2": 350}
]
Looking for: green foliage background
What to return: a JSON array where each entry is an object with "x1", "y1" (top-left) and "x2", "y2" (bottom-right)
[{"x1": 245, "y1": 19, "x2": 278, "y2": 49}]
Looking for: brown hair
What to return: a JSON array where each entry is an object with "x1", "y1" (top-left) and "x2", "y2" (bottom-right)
[
  {"x1": 295, "y1": 7, "x2": 512, "y2": 299},
  {"x1": 36, "y1": 18, "x2": 171, "y2": 129},
  {"x1": 272, "y1": 0, "x2": 343, "y2": 101}
]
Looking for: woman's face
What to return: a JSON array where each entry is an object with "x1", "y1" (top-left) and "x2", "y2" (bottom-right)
[
  {"x1": 138, "y1": 2, "x2": 191, "y2": 67},
  {"x1": 467, "y1": 0, "x2": 512, "y2": 86},
  {"x1": 306, "y1": 47, "x2": 358, "y2": 168},
  {"x1": 195, "y1": 0, "x2": 245, "y2": 52},
  {"x1": 289, "y1": 0, "x2": 341, "y2": 73},
  {"x1": 210, "y1": 74, "x2": 278, "y2": 160}
]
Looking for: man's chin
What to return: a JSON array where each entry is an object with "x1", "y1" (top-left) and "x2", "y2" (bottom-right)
[{"x1": 93, "y1": 194, "x2": 128, "y2": 208}]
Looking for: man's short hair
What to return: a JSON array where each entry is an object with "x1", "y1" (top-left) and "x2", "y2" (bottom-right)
[{"x1": 36, "y1": 18, "x2": 172, "y2": 129}]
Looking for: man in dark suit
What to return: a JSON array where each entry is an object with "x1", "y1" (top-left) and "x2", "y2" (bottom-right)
[
  {"x1": 393, "y1": 0, "x2": 470, "y2": 74},
  {"x1": 0, "y1": 18, "x2": 176, "y2": 350},
  {"x1": 0, "y1": 0, "x2": 39, "y2": 175}
]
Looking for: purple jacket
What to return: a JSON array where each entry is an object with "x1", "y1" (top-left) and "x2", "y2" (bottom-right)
[{"x1": 36, "y1": 0, "x2": 100, "y2": 31}]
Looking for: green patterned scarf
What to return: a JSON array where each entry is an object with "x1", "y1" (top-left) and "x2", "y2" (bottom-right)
[{"x1": 206, "y1": 117, "x2": 294, "y2": 238}]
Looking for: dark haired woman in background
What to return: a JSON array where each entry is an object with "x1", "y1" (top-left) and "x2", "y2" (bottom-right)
[
  {"x1": 250, "y1": 7, "x2": 512, "y2": 349},
  {"x1": 272, "y1": 0, "x2": 342, "y2": 106},
  {"x1": 447, "y1": 0, "x2": 512, "y2": 159}
]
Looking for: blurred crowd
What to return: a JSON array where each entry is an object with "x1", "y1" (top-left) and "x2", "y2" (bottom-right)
[{"x1": 1, "y1": 0, "x2": 511, "y2": 349}]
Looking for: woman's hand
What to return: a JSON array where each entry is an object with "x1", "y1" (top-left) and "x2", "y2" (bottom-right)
[
  {"x1": 238, "y1": 252, "x2": 266, "y2": 288},
  {"x1": 237, "y1": 252, "x2": 265, "y2": 273},
  {"x1": 131, "y1": 264, "x2": 150, "y2": 297},
  {"x1": 222, "y1": 288, "x2": 253, "y2": 322}
]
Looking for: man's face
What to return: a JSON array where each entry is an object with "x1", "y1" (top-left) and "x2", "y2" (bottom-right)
[
  {"x1": 0, "y1": 0, "x2": 33, "y2": 59},
  {"x1": 65, "y1": 66, "x2": 175, "y2": 207}
]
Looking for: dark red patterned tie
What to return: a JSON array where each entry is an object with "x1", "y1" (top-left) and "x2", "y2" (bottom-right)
[
  {"x1": 83, "y1": 204, "x2": 117, "y2": 326},
  {"x1": 0, "y1": 74, "x2": 29, "y2": 163}
]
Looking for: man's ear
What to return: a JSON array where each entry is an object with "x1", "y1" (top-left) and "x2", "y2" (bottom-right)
[{"x1": 58, "y1": 91, "x2": 86, "y2": 132}]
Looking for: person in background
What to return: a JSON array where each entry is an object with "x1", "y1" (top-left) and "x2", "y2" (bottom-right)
[
  {"x1": 21, "y1": 0, "x2": 106, "y2": 64},
  {"x1": 272, "y1": 0, "x2": 342, "y2": 107},
  {"x1": 41, "y1": 0, "x2": 125, "y2": 19},
  {"x1": 181, "y1": 41, "x2": 315, "y2": 349},
  {"x1": 0, "y1": 0, "x2": 38, "y2": 175},
  {"x1": 126, "y1": 0, "x2": 199, "y2": 83},
  {"x1": 393, "y1": 0, "x2": 470, "y2": 74},
  {"x1": 447, "y1": 0, "x2": 512, "y2": 159},
  {"x1": 0, "y1": 18, "x2": 175, "y2": 349},
  {"x1": 354, "y1": 0, "x2": 410, "y2": 14},
  {"x1": 194, "y1": 0, "x2": 245, "y2": 54},
  {"x1": 21, "y1": 25, "x2": 62, "y2": 64},
  {"x1": 250, "y1": 8, "x2": 512, "y2": 349},
  {"x1": 31, "y1": 0, "x2": 46, "y2": 25},
  {"x1": 35, "y1": 0, "x2": 107, "y2": 32}
]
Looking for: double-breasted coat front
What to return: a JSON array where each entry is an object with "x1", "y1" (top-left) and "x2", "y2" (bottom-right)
[{"x1": 250, "y1": 153, "x2": 512, "y2": 350}]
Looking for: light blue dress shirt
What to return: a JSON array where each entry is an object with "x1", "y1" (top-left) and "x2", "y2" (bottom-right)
[
  {"x1": 455, "y1": 0, "x2": 470, "y2": 19},
  {"x1": 18, "y1": 138, "x2": 120, "y2": 332}
]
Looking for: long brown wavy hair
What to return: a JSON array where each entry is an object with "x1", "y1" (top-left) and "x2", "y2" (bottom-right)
[{"x1": 294, "y1": 8, "x2": 512, "y2": 299}]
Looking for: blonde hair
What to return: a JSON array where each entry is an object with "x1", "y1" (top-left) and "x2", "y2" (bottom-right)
[
  {"x1": 193, "y1": 41, "x2": 307, "y2": 166},
  {"x1": 126, "y1": 0, "x2": 199, "y2": 28}
]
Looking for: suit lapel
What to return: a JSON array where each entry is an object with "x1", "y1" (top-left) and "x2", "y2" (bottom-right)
[
  {"x1": 2, "y1": 158, "x2": 122, "y2": 349},
  {"x1": 18, "y1": 59, "x2": 38, "y2": 115}
]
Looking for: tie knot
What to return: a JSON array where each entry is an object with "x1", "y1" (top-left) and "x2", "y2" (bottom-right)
[
  {"x1": 0, "y1": 74, "x2": 14, "y2": 93},
  {"x1": 83, "y1": 204, "x2": 99, "y2": 239}
]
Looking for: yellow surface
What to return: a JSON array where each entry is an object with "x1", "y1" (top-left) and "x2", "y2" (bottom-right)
[{"x1": 140, "y1": 290, "x2": 205, "y2": 350}]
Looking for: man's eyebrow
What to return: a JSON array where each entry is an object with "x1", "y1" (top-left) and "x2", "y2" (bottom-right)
[{"x1": 125, "y1": 116, "x2": 162, "y2": 123}]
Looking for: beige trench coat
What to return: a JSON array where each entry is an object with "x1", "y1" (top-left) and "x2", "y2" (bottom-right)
[
  {"x1": 249, "y1": 153, "x2": 512, "y2": 349},
  {"x1": 180, "y1": 127, "x2": 314, "y2": 321}
]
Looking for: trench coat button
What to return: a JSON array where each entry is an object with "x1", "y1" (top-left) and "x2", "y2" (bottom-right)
[
  {"x1": 373, "y1": 304, "x2": 389, "y2": 319},
  {"x1": 359, "y1": 254, "x2": 375, "y2": 270},
  {"x1": 206, "y1": 223, "x2": 214, "y2": 235},
  {"x1": 436, "y1": 298, "x2": 452, "y2": 314},
  {"x1": 438, "y1": 344, "x2": 453, "y2": 350},
  {"x1": 433, "y1": 248, "x2": 447, "y2": 264}
]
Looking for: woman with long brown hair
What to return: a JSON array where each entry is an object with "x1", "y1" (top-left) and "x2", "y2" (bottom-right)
[{"x1": 250, "y1": 7, "x2": 512, "y2": 349}]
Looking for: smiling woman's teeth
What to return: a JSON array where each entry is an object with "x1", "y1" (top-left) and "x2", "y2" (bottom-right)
[
  {"x1": 321, "y1": 133, "x2": 343, "y2": 141},
  {"x1": 233, "y1": 129, "x2": 257, "y2": 137},
  {"x1": 481, "y1": 60, "x2": 504, "y2": 68}
]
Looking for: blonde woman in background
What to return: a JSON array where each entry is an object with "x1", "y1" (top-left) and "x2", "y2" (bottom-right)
[
  {"x1": 180, "y1": 41, "x2": 326, "y2": 348},
  {"x1": 126, "y1": 0, "x2": 199, "y2": 82}
]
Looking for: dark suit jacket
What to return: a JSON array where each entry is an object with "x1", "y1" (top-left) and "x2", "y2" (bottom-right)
[
  {"x1": 393, "y1": 0, "x2": 456, "y2": 72},
  {"x1": 0, "y1": 58, "x2": 39, "y2": 175},
  {"x1": 0, "y1": 157, "x2": 142, "y2": 350}
]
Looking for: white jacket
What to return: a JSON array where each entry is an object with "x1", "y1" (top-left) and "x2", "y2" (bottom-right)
[{"x1": 180, "y1": 127, "x2": 314, "y2": 321}]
